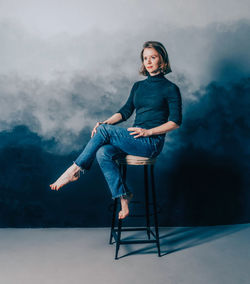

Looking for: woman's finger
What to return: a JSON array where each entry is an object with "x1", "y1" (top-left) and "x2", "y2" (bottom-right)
[
  {"x1": 129, "y1": 131, "x2": 139, "y2": 135},
  {"x1": 91, "y1": 128, "x2": 97, "y2": 137},
  {"x1": 127, "y1": 127, "x2": 140, "y2": 132},
  {"x1": 91, "y1": 128, "x2": 96, "y2": 138},
  {"x1": 133, "y1": 133, "x2": 142, "y2": 138},
  {"x1": 91, "y1": 122, "x2": 102, "y2": 137}
]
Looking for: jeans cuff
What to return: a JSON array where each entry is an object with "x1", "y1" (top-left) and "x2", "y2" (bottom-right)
[
  {"x1": 112, "y1": 191, "x2": 133, "y2": 200},
  {"x1": 73, "y1": 161, "x2": 86, "y2": 173}
]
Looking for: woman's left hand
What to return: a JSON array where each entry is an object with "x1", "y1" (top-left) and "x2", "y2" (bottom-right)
[{"x1": 127, "y1": 127, "x2": 152, "y2": 138}]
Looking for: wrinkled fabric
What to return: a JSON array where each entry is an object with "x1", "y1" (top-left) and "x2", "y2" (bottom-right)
[
  {"x1": 117, "y1": 73, "x2": 182, "y2": 135},
  {"x1": 74, "y1": 124, "x2": 164, "y2": 199}
]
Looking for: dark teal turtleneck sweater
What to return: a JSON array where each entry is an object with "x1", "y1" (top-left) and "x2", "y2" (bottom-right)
[{"x1": 117, "y1": 73, "x2": 182, "y2": 134}]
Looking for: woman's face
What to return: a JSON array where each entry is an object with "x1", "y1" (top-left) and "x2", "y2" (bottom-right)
[{"x1": 143, "y1": 47, "x2": 161, "y2": 75}]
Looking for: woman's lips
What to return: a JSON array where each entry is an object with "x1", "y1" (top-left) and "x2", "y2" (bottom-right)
[{"x1": 147, "y1": 66, "x2": 153, "y2": 68}]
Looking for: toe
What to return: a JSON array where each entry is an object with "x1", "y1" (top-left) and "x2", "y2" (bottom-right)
[{"x1": 118, "y1": 211, "x2": 122, "y2": 219}]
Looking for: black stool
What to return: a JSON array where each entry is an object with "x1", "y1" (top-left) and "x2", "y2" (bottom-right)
[{"x1": 109, "y1": 155, "x2": 161, "y2": 259}]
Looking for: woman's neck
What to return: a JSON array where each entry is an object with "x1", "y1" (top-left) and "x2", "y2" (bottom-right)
[
  {"x1": 147, "y1": 72, "x2": 165, "y2": 82},
  {"x1": 148, "y1": 71, "x2": 161, "y2": 76}
]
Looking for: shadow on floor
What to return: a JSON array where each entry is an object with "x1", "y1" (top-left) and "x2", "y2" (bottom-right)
[{"x1": 110, "y1": 224, "x2": 249, "y2": 259}]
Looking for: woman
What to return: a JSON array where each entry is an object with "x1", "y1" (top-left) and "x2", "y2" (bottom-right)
[{"x1": 50, "y1": 41, "x2": 182, "y2": 220}]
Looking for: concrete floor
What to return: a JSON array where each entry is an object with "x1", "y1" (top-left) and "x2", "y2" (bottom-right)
[{"x1": 0, "y1": 224, "x2": 249, "y2": 284}]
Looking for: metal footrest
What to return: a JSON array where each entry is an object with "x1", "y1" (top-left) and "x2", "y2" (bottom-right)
[{"x1": 111, "y1": 227, "x2": 157, "y2": 244}]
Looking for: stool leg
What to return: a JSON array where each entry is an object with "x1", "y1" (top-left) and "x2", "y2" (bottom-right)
[
  {"x1": 150, "y1": 165, "x2": 161, "y2": 257},
  {"x1": 144, "y1": 165, "x2": 151, "y2": 240},
  {"x1": 115, "y1": 218, "x2": 122, "y2": 259},
  {"x1": 115, "y1": 164, "x2": 126, "y2": 259},
  {"x1": 109, "y1": 197, "x2": 118, "y2": 244},
  {"x1": 110, "y1": 163, "x2": 124, "y2": 245},
  {"x1": 122, "y1": 164, "x2": 127, "y2": 180}
]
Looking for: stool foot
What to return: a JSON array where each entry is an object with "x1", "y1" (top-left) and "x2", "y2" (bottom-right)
[
  {"x1": 147, "y1": 228, "x2": 151, "y2": 240},
  {"x1": 157, "y1": 240, "x2": 161, "y2": 257}
]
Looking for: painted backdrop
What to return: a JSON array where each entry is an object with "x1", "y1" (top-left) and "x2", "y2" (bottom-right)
[{"x1": 0, "y1": 0, "x2": 249, "y2": 226}]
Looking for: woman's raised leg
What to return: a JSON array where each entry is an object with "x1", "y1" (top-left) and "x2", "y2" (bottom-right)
[
  {"x1": 50, "y1": 124, "x2": 162, "y2": 192},
  {"x1": 50, "y1": 124, "x2": 112, "y2": 191}
]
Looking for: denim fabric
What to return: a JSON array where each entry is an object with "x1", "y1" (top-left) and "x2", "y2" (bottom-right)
[{"x1": 74, "y1": 124, "x2": 165, "y2": 199}]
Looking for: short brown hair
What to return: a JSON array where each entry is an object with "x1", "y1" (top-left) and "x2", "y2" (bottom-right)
[{"x1": 139, "y1": 41, "x2": 172, "y2": 76}]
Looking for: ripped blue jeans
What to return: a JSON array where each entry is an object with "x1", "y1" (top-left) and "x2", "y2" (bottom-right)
[{"x1": 74, "y1": 124, "x2": 165, "y2": 199}]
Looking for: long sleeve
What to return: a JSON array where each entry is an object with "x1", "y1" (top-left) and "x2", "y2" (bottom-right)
[
  {"x1": 116, "y1": 82, "x2": 138, "y2": 121},
  {"x1": 166, "y1": 84, "x2": 182, "y2": 126}
]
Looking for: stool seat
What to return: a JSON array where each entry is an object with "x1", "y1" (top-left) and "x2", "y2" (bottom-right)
[{"x1": 116, "y1": 155, "x2": 157, "y2": 165}]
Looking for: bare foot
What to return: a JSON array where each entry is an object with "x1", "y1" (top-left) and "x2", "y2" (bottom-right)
[
  {"x1": 118, "y1": 193, "x2": 133, "y2": 220},
  {"x1": 50, "y1": 163, "x2": 81, "y2": 191}
]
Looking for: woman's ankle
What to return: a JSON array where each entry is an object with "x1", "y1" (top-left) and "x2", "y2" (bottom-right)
[
  {"x1": 121, "y1": 192, "x2": 133, "y2": 200},
  {"x1": 72, "y1": 162, "x2": 84, "y2": 173}
]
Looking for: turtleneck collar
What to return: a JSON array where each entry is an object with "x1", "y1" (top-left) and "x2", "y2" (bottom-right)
[{"x1": 146, "y1": 72, "x2": 166, "y2": 82}]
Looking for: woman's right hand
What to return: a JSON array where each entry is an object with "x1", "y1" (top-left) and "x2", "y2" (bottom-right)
[{"x1": 91, "y1": 122, "x2": 104, "y2": 138}]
